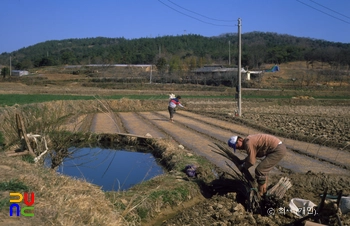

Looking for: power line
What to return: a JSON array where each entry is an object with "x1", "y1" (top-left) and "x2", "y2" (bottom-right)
[
  {"x1": 167, "y1": 0, "x2": 235, "y2": 22},
  {"x1": 309, "y1": 0, "x2": 350, "y2": 20},
  {"x1": 296, "y1": 0, "x2": 350, "y2": 25},
  {"x1": 158, "y1": 0, "x2": 234, "y2": 27}
]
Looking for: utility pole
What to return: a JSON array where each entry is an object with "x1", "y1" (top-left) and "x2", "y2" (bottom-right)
[
  {"x1": 150, "y1": 65, "x2": 152, "y2": 84},
  {"x1": 10, "y1": 56, "x2": 12, "y2": 76},
  {"x1": 238, "y1": 18, "x2": 242, "y2": 117},
  {"x1": 229, "y1": 41, "x2": 231, "y2": 65}
]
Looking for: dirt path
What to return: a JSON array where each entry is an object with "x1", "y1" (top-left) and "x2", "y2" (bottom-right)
[
  {"x1": 84, "y1": 111, "x2": 350, "y2": 176},
  {"x1": 90, "y1": 112, "x2": 122, "y2": 133}
]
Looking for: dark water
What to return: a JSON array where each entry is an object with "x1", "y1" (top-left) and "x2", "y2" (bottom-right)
[{"x1": 55, "y1": 147, "x2": 164, "y2": 191}]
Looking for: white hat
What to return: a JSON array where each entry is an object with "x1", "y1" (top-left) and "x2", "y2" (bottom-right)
[{"x1": 228, "y1": 136, "x2": 238, "y2": 152}]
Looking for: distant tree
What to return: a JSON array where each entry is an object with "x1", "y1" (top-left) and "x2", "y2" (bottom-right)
[
  {"x1": 1, "y1": 67, "x2": 10, "y2": 78},
  {"x1": 169, "y1": 55, "x2": 181, "y2": 74},
  {"x1": 34, "y1": 57, "x2": 56, "y2": 67},
  {"x1": 156, "y1": 57, "x2": 167, "y2": 74},
  {"x1": 61, "y1": 51, "x2": 76, "y2": 64},
  {"x1": 246, "y1": 43, "x2": 267, "y2": 68},
  {"x1": 16, "y1": 58, "x2": 33, "y2": 69},
  {"x1": 1, "y1": 31, "x2": 350, "y2": 75},
  {"x1": 189, "y1": 57, "x2": 197, "y2": 70}
]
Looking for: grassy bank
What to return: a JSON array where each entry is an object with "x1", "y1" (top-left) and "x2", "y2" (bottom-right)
[{"x1": 0, "y1": 133, "x2": 218, "y2": 225}]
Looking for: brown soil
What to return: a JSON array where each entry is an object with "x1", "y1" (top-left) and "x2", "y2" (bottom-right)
[{"x1": 88, "y1": 111, "x2": 350, "y2": 226}]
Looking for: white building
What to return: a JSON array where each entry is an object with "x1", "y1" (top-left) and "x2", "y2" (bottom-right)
[{"x1": 11, "y1": 70, "x2": 29, "y2": 76}]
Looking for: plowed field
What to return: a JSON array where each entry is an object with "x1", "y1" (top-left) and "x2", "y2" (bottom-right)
[
  {"x1": 83, "y1": 110, "x2": 350, "y2": 225},
  {"x1": 82, "y1": 111, "x2": 350, "y2": 176}
]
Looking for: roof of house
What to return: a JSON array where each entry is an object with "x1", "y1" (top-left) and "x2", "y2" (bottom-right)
[
  {"x1": 192, "y1": 66, "x2": 246, "y2": 73},
  {"x1": 11, "y1": 70, "x2": 29, "y2": 72}
]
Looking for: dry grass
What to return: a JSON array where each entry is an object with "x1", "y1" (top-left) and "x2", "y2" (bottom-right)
[
  {"x1": 0, "y1": 98, "x2": 166, "y2": 147},
  {"x1": 0, "y1": 125, "x2": 208, "y2": 225},
  {"x1": 0, "y1": 152, "x2": 126, "y2": 226}
]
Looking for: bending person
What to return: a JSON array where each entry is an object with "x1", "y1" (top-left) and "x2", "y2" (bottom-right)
[
  {"x1": 228, "y1": 134, "x2": 287, "y2": 196},
  {"x1": 168, "y1": 95, "x2": 185, "y2": 123}
]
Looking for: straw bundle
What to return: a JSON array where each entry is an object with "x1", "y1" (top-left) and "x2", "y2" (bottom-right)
[{"x1": 267, "y1": 177, "x2": 292, "y2": 199}]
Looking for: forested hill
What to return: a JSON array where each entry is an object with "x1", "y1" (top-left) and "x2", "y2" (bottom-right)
[{"x1": 1, "y1": 32, "x2": 349, "y2": 70}]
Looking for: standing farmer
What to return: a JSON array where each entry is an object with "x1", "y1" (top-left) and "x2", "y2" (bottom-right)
[
  {"x1": 168, "y1": 95, "x2": 185, "y2": 123},
  {"x1": 228, "y1": 134, "x2": 287, "y2": 196}
]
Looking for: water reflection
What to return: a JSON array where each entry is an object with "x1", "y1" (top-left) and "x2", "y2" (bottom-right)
[{"x1": 55, "y1": 147, "x2": 164, "y2": 191}]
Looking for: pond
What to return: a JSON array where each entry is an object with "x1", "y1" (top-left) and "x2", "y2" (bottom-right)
[{"x1": 52, "y1": 147, "x2": 165, "y2": 191}]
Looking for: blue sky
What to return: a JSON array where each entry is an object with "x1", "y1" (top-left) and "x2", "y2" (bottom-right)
[{"x1": 1, "y1": 0, "x2": 350, "y2": 53}]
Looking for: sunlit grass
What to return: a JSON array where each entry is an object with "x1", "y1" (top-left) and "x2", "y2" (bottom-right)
[
  {"x1": 0, "y1": 197, "x2": 10, "y2": 210},
  {"x1": 0, "y1": 179, "x2": 29, "y2": 192}
]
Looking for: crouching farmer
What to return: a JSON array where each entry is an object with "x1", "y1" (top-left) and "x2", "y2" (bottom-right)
[{"x1": 228, "y1": 134, "x2": 287, "y2": 196}]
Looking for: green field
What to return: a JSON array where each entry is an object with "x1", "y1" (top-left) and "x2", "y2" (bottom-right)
[
  {"x1": 0, "y1": 94, "x2": 166, "y2": 106},
  {"x1": 1, "y1": 91, "x2": 350, "y2": 107}
]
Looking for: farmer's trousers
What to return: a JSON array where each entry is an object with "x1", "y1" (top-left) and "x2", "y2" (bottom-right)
[
  {"x1": 255, "y1": 143, "x2": 287, "y2": 184},
  {"x1": 168, "y1": 106, "x2": 176, "y2": 119}
]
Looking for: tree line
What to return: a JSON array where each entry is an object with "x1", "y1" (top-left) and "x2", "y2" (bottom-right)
[{"x1": 1, "y1": 32, "x2": 350, "y2": 72}]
